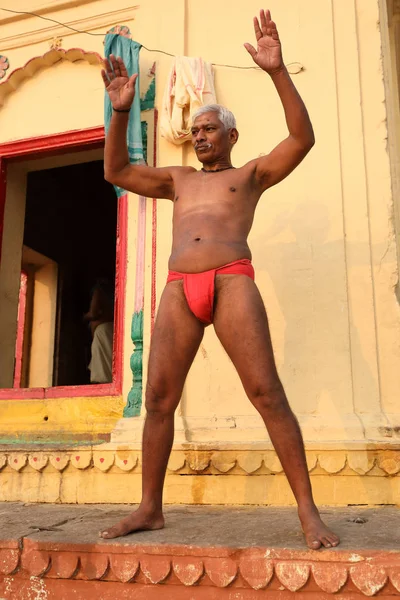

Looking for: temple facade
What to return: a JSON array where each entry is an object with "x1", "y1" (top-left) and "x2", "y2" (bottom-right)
[{"x1": 0, "y1": 0, "x2": 399, "y2": 507}]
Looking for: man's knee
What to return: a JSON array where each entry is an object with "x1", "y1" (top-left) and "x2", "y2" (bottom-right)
[
  {"x1": 145, "y1": 381, "x2": 179, "y2": 417},
  {"x1": 249, "y1": 379, "x2": 288, "y2": 413}
]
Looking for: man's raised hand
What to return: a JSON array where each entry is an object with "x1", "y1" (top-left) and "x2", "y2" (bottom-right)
[
  {"x1": 244, "y1": 9, "x2": 284, "y2": 75},
  {"x1": 101, "y1": 55, "x2": 138, "y2": 111}
]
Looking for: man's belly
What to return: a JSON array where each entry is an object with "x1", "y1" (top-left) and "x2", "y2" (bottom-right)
[{"x1": 168, "y1": 239, "x2": 252, "y2": 273}]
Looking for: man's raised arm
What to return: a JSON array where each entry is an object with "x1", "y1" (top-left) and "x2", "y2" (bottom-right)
[
  {"x1": 244, "y1": 10, "x2": 315, "y2": 192},
  {"x1": 102, "y1": 55, "x2": 175, "y2": 200}
]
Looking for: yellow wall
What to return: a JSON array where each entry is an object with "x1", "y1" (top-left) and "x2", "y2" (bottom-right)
[{"x1": 0, "y1": 0, "x2": 399, "y2": 452}]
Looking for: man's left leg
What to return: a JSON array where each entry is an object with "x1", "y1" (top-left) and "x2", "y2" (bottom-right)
[{"x1": 213, "y1": 274, "x2": 339, "y2": 550}]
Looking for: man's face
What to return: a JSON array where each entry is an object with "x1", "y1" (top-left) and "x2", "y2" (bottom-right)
[{"x1": 191, "y1": 112, "x2": 237, "y2": 163}]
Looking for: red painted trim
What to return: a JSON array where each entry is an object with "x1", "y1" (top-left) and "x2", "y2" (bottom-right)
[
  {"x1": 13, "y1": 271, "x2": 28, "y2": 388},
  {"x1": 113, "y1": 193, "x2": 128, "y2": 392},
  {"x1": 0, "y1": 387, "x2": 45, "y2": 400},
  {"x1": 0, "y1": 127, "x2": 126, "y2": 400},
  {"x1": 0, "y1": 127, "x2": 104, "y2": 160},
  {"x1": 44, "y1": 382, "x2": 118, "y2": 399}
]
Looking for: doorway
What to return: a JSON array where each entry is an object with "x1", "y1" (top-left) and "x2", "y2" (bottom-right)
[{"x1": 23, "y1": 159, "x2": 118, "y2": 387}]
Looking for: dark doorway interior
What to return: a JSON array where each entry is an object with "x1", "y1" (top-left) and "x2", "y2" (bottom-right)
[{"x1": 24, "y1": 160, "x2": 117, "y2": 386}]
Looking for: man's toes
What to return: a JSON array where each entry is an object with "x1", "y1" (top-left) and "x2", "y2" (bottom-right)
[
  {"x1": 322, "y1": 534, "x2": 340, "y2": 548},
  {"x1": 321, "y1": 537, "x2": 332, "y2": 548},
  {"x1": 100, "y1": 529, "x2": 115, "y2": 539},
  {"x1": 308, "y1": 538, "x2": 322, "y2": 550},
  {"x1": 328, "y1": 535, "x2": 340, "y2": 547}
]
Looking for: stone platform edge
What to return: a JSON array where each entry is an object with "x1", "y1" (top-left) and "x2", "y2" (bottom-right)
[
  {"x1": 1, "y1": 446, "x2": 400, "y2": 505},
  {"x1": 1, "y1": 446, "x2": 399, "y2": 476},
  {"x1": 0, "y1": 539, "x2": 400, "y2": 596}
]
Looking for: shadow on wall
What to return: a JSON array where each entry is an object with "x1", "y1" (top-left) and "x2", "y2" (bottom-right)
[{"x1": 252, "y1": 201, "x2": 381, "y2": 417}]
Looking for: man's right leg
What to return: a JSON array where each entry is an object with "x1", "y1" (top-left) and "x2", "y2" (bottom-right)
[{"x1": 100, "y1": 280, "x2": 204, "y2": 538}]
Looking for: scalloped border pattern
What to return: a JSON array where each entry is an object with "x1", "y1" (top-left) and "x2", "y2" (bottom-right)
[
  {"x1": 0, "y1": 449, "x2": 399, "y2": 475},
  {"x1": 0, "y1": 541, "x2": 399, "y2": 596}
]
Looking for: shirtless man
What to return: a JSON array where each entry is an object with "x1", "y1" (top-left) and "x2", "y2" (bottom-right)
[{"x1": 100, "y1": 9, "x2": 340, "y2": 549}]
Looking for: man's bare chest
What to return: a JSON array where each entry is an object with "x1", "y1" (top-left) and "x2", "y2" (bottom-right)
[{"x1": 173, "y1": 171, "x2": 257, "y2": 208}]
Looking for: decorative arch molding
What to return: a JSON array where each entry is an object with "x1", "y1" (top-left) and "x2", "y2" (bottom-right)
[{"x1": 0, "y1": 47, "x2": 102, "y2": 107}]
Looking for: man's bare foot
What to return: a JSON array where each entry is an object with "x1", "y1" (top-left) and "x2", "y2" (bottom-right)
[
  {"x1": 298, "y1": 505, "x2": 340, "y2": 550},
  {"x1": 99, "y1": 507, "x2": 165, "y2": 539}
]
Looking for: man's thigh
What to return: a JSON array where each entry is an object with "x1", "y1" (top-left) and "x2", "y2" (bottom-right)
[
  {"x1": 213, "y1": 275, "x2": 280, "y2": 397},
  {"x1": 147, "y1": 280, "x2": 205, "y2": 399}
]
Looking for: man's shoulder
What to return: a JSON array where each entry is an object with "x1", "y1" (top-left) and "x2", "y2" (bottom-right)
[
  {"x1": 240, "y1": 158, "x2": 259, "y2": 172},
  {"x1": 151, "y1": 165, "x2": 195, "y2": 176},
  {"x1": 169, "y1": 165, "x2": 197, "y2": 174},
  {"x1": 168, "y1": 165, "x2": 197, "y2": 181},
  {"x1": 233, "y1": 159, "x2": 259, "y2": 182},
  {"x1": 235, "y1": 160, "x2": 266, "y2": 196}
]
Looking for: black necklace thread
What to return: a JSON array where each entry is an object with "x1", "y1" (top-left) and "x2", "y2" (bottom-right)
[{"x1": 201, "y1": 166, "x2": 235, "y2": 173}]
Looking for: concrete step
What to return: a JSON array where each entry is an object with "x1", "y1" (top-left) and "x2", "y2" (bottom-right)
[{"x1": 0, "y1": 503, "x2": 399, "y2": 598}]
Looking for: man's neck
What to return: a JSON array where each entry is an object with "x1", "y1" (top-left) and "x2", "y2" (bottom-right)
[{"x1": 201, "y1": 159, "x2": 233, "y2": 172}]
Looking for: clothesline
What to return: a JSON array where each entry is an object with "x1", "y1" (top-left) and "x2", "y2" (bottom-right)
[{"x1": 0, "y1": 7, "x2": 301, "y2": 73}]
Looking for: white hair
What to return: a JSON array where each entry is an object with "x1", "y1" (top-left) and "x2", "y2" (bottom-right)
[{"x1": 192, "y1": 104, "x2": 237, "y2": 130}]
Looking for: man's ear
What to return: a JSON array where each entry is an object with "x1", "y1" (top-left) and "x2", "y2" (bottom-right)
[{"x1": 229, "y1": 128, "x2": 239, "y2": 146}]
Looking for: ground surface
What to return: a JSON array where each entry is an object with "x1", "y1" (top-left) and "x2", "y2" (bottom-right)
[{"x1": 0, "y1": 503, "x2": 398, "y2": 550}]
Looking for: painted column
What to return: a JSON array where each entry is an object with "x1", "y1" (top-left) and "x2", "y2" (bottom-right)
[{"x1": 124, "y1": 195, "x2": 146, "y2": 417}]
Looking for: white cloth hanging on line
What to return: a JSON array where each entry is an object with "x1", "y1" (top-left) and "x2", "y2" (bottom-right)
[{"x1": 161, "y1": 56, "x2": 217, "y2": 144}]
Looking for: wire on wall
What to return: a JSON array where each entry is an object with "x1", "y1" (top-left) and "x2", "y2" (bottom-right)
[{"x1": 0, "y1": 7, "x2": 303, "y2": 73}]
